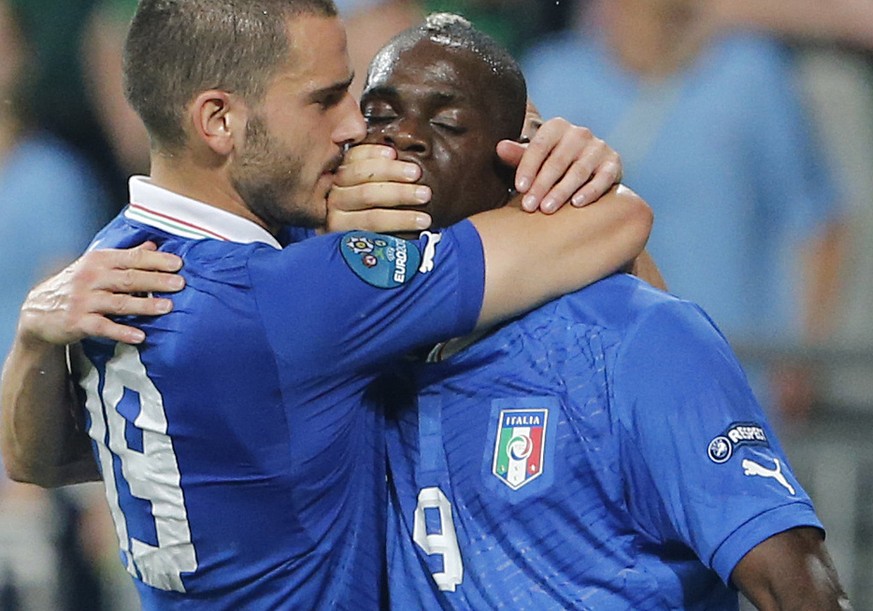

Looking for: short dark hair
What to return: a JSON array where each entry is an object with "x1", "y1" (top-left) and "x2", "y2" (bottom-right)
[
  {"x1": 124, "y1": 0, "x2": 337, "y2": 151},
  {"x1": 372, "y1": 13, "x2": 527, "y2": 142}
]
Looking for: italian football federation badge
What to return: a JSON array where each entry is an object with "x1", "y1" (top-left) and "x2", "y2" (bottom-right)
[{"x1": 492, "y1": 409, "x2": 548, "y2": 490}]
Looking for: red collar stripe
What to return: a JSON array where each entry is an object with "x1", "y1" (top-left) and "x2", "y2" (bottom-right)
[{"x1": 127, "y1": 202, "x2": 229, "y2": 241}]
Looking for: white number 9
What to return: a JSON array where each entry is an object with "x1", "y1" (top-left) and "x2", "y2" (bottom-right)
[{"x1": 413, "y1": 486, "x2": 464, "y2": 592}]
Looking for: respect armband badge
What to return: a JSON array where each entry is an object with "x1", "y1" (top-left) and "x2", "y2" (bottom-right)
[
  {"x1": 339, "y1": 232, "x2": 422, "y2": 289},
  {"x1": 707, "y1": 421, "x2": 770, "y2": 464}
]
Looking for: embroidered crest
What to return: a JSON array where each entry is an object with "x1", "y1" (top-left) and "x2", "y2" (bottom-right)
[
  {"x1": 340, "y1": 232, "x2": 422, "y2": 288},
  {"x1": 492, "y1": 409, "x2": 548, "y2": 490}
]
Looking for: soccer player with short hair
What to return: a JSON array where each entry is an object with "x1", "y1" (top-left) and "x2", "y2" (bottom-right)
[{"x1": 364, "y1": 14, "x2": 850, "y2": 610}]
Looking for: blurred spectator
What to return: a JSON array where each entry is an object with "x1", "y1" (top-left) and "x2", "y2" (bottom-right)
[
  {"x1": 0, "y1": 0, "x2": 107, "y2": 363},
  {"x1": 82, "y1": 0, "x2": 149, "y2": 178},
  {"x1": 523, "y1": 0, "x2": 847, "y2": 422},
  {"x1": 799, "y1": 48, "x2": 873, "y2": 412},
  {"x1": 8, "y1": 0, "x2": 126, "y2": 208},
  {"x1": 709, "y1": 0, "x2": 873, "y2": 412},
  {"x1": 0, "y1": 1, "x2": 124, "y2": 609}
]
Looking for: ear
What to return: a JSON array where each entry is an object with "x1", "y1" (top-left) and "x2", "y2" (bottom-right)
[{"x1": 189, "y1": 90, "x2": 249, "y2": 156}]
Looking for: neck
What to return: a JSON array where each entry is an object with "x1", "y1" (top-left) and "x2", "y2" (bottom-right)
[{"x1": 149, "y1": 151, "x2": 275, "y2": 235}]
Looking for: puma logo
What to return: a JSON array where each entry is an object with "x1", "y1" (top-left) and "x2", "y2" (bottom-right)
[
  {"x1": 742, "y1": 458, "x2": 795, "y2": 495},
  {"x1": 419, "y1": 231, "x2": 442, "y2": 273}
]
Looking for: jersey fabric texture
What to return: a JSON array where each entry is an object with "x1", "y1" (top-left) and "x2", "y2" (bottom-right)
[
  {"x1": 75, "y1": 177, "x2": 485, "y2": 609},
  {"x1": 385, "y1": 274, "x2": 822, "y2": 610}
]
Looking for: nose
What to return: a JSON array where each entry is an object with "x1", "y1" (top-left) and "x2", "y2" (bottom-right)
[
  {"x1": 333, "y1": 93, "x2": 367, "y2": 147},
  {"x1": 373, "y1": 117, "x2": 429, "y2": 156}
]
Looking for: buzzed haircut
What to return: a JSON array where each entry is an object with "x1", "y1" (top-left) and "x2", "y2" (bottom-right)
[
  {"x1": 124, "y1": 0, "x2": 337, "y2": 151},
  {"x1": 372, "y1": 12, "x2": 527, "y2": 141}
]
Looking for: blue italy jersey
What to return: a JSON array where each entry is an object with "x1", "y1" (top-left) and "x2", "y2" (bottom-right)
[
  {"x1": 385, "y1": 274, "x2": 822, "y2": 610},
  {"x1": 74, "y1": 178, "x2": 485, "y2": 609}
]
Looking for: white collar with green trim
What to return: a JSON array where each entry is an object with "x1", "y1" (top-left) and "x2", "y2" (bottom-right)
[{"x1": 123, "y1": 176, "x2": 281, "y2": 249}]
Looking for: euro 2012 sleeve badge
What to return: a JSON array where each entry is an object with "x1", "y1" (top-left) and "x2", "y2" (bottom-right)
[{"x1": 340, "y1": 231, "x2": 422, "y2": 289}]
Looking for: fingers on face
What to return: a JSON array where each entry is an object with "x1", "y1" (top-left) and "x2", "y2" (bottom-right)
[
  {"x1": 343, "y1": 143, "x2": 397, "y2": 162},
  {"x1": 329, "y1": 182, "x2": 431, "y2": 214},
  {"x1": 326, "y1": 208, "x2": 432, "y2": 234},
  {"x1": 334, "y1": 157, "x2": 421, "y2": 188}
]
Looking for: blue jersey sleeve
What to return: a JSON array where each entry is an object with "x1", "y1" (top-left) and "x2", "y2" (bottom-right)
[
  {"x1": 611, "y1": 300, "x2": 822, "y2": 583},
  {"x1": 246, "y1": 222, "x2": 485, "y2": 379}
]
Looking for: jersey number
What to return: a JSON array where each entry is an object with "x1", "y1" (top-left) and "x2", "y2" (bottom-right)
[
  {"x1": 78, "y1": 343, "x2": 197, "y2": 592},
  {"x1": 413, "y1": 487, "x2": 464, "y2": 591}
]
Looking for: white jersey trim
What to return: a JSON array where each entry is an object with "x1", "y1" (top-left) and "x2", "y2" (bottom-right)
[{"x1": 124, "y1": 176, "x2": 281, "y2": 249}]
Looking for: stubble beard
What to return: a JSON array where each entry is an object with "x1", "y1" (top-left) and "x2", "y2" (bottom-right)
[{"x1": 231, "y1": 115, "x2": 325, "y2": 230}]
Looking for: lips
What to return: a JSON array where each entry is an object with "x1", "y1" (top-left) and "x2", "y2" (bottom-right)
[{"x1": 323, "y1": 154, "x2": 344, "y2": 175}]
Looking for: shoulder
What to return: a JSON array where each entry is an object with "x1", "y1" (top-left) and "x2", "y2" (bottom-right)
[
  {"x1": 542, "y1": 274, "x2": 692, "y2": 334},
  {"x1": 498, "y1": 275, "x2": 700, "y2": 368},
  {"x1": 247, "y1": 227, "x2": 475, "y2": 290}
]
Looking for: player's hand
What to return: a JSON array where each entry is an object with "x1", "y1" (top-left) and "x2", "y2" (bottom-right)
[
  {"x1": 497, "y1": 117, "x2": 623, "y2": 214},
  {"x1": 327, "y1": 144, "x2": 432, "y2": 234},
  {"x1": 18, "y1": 242, "x2": 184, "y2": 346}
]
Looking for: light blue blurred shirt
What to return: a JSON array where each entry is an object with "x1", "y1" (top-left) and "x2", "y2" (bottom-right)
[
  {"x1": 0, "y1": 132, "x2": 107, "y2": 360},
  {"x1": 524, "y1": 32, "x2": 841, "y2": 342}
]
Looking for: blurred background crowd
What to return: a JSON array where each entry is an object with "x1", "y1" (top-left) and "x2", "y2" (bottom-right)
[{"x1": 2, "y1": 0, "x2": 873, "y2": 608}]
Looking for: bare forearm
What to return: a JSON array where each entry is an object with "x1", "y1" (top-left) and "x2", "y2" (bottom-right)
[
  {"x1": 733, "y1": 527, "x2": 852, "y2": 610},
  {"x1": 1, "y1": 333, "x2": 98, "y2": 487},
  {"x1": 472, "y1": 185, "x2": 652, "y2": 328}
]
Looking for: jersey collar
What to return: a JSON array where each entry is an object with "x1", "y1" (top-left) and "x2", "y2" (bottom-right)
[{"x1": 124, "y1": 176, "x2": 281, "y2": 249}]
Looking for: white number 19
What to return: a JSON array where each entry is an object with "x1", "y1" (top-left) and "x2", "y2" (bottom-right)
[{"x1": 77, "y1": 343, "x2": 197, "y2": 592}]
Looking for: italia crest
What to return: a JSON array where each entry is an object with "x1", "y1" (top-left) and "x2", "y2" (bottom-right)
[{"x1": 492, "y1": 409, "x2": 548, "y2": 490}]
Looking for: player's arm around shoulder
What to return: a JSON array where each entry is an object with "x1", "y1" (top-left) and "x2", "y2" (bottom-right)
[
  {"x1": 731, "y1": 526, "x2": 852, "y2": 610},
  {"x1": 470, "y1": 184, "x2": 652, "y2": 329},
  {"x1": 1, "y1": 244, "x2": 184, "y2": 487}
]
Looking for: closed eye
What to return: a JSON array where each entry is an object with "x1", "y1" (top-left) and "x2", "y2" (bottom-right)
[
  {"x1": 364, "y1": 112, "x2": 397, "y2": 125},
  {"x1": 432, "y1": 121, "x2": 465, "y2": 134},
  {"x1": 361, "y1": 99, "x2": 398, "y2": 125}
]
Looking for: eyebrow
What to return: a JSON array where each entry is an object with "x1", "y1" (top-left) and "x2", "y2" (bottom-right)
[{"x1": 306, "y1": 73, "x2": 355, "y2": 103}]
